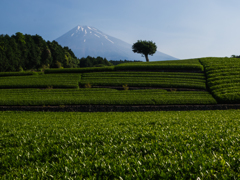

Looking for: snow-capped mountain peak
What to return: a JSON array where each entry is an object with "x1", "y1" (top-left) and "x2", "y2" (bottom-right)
[
  {"x1": 66, "y1": 25, "x2": 114, "y2": 44},
  {"x1": 55, "y1": 25, "x2": 178, "y2": 61}
]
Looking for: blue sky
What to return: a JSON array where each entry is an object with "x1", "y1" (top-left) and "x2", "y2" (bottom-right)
[{"x1": 1, "y1": 0, "x2": 240, "y2": 59}]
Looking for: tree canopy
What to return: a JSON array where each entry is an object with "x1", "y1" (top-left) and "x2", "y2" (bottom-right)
[
  {"x1": 79, "y1": 56, "x2": 113, "y2": 68},
  {"x1": 0, "y1": 33, "x2": 80, "y2": 72},
  {"x1": 132, "y1": 40, "x2": 157, "y2": 62}
]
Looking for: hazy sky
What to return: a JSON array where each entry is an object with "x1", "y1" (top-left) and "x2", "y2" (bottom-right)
[{"x1": 1, "y1": 0, "x2": 240, "y2": 59}]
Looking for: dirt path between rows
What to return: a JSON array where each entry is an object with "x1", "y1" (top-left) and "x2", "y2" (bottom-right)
[{"x1": 1, "y1": 104, "x2": 240, "y2": 112}]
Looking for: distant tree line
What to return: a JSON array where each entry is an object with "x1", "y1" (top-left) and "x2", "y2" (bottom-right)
[
  {"x1": 79, "y1": 56, "x2": 113, "y2": 68},
  {"x1": 231, "y1": 55, "x2": 240, "y2": 58},
  {"x1": 109, "y1": 60, "x2": 142, "y2": 66},
  {"x1": 79, "y1": 57, "x2": 143, "y2": 67},
  {"x1": 0, "y1": 32, "x2": 79, "y2": 72}
]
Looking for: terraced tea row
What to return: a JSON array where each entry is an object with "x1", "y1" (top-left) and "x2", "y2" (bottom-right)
[
  {"x1": 200, "y1": 57, "x2": 240, "y2": 103},
  {"x1": 0, "y1": 71, "x2": 38, "y2": 77},
  {"x1": 0, "y1": 71, "x2": 206, "y2": 90},
  {"x1": 0, "y1": 89, "x2": 216, "y2": 105},
  {"x1": 83, "y1": 71, "x2": 205, "y2": 78},
  {"x1": 81, "y1": 72, "x2": 206, "y2": 89},
  {"x1": 0, "y1": 73, "x2": 80, "y2": 89},
  {"x1": 1, "y1": 110, "x2": 240, "y2": 178},
  {"x1": 114, "y1": 59, "x2": 204, "y2": 71}
]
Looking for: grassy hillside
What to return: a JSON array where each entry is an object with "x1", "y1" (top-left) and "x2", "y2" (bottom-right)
[{"x1": 0, "y1": 57, "x2": 239, "y2": 105}]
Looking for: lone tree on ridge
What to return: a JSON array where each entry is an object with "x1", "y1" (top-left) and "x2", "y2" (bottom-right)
[{"x1": 132, "y1": 40, "x2": 157, "y2": 62}]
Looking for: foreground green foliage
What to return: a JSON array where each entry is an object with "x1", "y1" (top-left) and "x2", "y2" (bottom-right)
[
  {"x1": 81, "y1": 72, "x2": 206, "y2": 89},
  {"x1": 0, "y1": 88, "x2": 216, "y2": 105},
  {"x1": 1, "y1": 110, "x2": 240, "y2": 179},
  {"x1": 200, "y1": 57, "x2": 240, "y2": 103}
]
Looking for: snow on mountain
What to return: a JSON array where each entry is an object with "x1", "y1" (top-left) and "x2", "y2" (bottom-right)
[{"x1": 55, "y1": 25, "x2": 178, "y2": 61}]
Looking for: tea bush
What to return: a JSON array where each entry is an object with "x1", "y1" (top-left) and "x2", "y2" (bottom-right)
[
  {"x1": 200, "y1": 57, "x2": 240, "y2": 103},
  {"x1": 0, "y1": 88, "x2": 216, "y2": 105},
  {"x1": 1, "y1": 110, "x2": 240, "y2": 178}
]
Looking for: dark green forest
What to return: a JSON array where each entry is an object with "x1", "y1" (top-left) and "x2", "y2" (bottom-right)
[{"x1": 0, "y1": 32, "x2": 80, "y2": 72}]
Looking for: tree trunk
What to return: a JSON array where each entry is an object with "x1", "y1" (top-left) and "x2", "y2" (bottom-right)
[{"x1": 145, "y1": 54, "x2": 149, "y2": 62}]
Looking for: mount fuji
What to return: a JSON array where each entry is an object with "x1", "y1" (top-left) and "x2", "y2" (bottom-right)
[{"x1": 55, "y1": 25, "x2": 178, "y2": 61}]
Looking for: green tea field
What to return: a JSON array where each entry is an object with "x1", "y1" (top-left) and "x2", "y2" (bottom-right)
[
  {"x1": 1, "y1": 57, "x2": 240, "y2": 178},
  {"x1": 0, "y1": 57, "x2": 239, "y2": 109},
  {"x1": 1, "y1": 110, "x2": 240, "y2": 179}
]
